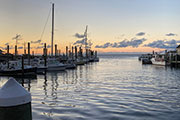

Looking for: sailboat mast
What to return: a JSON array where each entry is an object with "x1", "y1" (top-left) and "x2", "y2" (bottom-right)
[
  {"x1": 51, "y1": 3, "x2": 54, "y2": 56},
  {"x1": 85, "y1": 25, "x2": 88, "y2": 49}
]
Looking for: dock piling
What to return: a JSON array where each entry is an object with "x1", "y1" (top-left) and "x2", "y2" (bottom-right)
[
  {"x1": 0, "y1": 78, "x2": 32, "y2": 120},
  {"x1": 28, "y1": 42, "x2": 30, "y2": 65},
  {"x1": 75, "y1": 46, "x2": 77, "y2": 60},
  {"x1": 15, "y1": 45, "x2": 17, "y2": 56},
  {"x1": 55, "y1": 44, "x2": 57, "y2": 57},
  {"x1": 44, "y1": 43, "x2": 47, "y2": 66}
]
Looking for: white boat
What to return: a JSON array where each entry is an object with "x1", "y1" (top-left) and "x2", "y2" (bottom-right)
[
  {"x1": 151, "y1": 54, "x2": 166, "y2": 66},
  {"x1": 75, "y1": 58, "x2": 85, "y2": 65},
  {"x1": 0, "y1": 61, "x2": 37, "y2": 77},
  {"x1": 47, "y1": 58, "x2": 66, "y2": 71},
  {"x1": 65, "y1": 60, "x2": 76, "y2": 69},
  {"x1": 31, "y1": 58, "x2": 47, "y2": 73},
  {"x1": 94, "y1": 57, "x2": 99, "y2": 62}
]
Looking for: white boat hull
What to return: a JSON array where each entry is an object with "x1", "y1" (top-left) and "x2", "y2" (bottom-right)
[
  {"x1": 151, "y1": 58, "x2": 166, "y2": 66},
  {"x1": 47, "y1": 65, "x2": 66, "y2": 71}
]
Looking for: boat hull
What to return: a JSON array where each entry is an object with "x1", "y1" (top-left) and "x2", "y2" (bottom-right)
[
  {"x1": 151, "y1": 58, "x2": 166, "y2": 66},
  {"x1": 47, "y1": 65, "x2": 66, "y2": 71},
  {"x1": 0, "y1": 67, "x2": 37, "y2": 77}
]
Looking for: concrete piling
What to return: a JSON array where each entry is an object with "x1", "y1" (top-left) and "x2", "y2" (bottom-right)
[{"x1": 0, "y1": 78, "x2": 32, "y2": 120}]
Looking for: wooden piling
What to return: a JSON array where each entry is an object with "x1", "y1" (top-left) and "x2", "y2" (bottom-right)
[
  {"x1": 80, "y1": 47, "x2": 83, "y2": 57},
  {"x1": 7, "y1": 45, "x2": 9, "y2": 54},
  {"x1": 86, "y1": 49, "x2": 88, "y2": 58},
  {"x1": 75, "y1": 46, "x2": 77, "y2": 59},
  {"x1": 44, "y1": 43, "x2": 47, "y2": 67},
  {"x1": 22, "y1": 55, "x2": 24, "y2": 76},
  {"x1": 7, "y1": 45, "x2": 9, "y2": 68},
  {"x1": 95, "y1": 51, "x2": 97, "y2": 57},
  {"x1": 55, "y1": 44, "x2": 57, "y2": 57},
  {"x1": 66, "y1": 46, "x2": 68, "y2": 58},
  {"x1": 72, "y1": 46, "x2": 74, "y2": 60},
  {"x1": 175, "y1": 55, "x2": 178, "y2": 67},
  {"x1": 15, "y1": 45, "x2": 17, "y2": 56},
  {"x1": 28, "y1": 42, "x2": 30, "y2": 65}
]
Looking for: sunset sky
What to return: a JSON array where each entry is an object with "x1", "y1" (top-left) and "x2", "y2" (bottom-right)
[{"x1": 0, "y1": 0, "x2": 180, "y2": 54}]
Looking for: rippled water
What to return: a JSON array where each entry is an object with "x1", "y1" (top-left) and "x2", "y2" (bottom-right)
[{"x1": 1, "y1": 54, "x2": 180, "y2": 120}]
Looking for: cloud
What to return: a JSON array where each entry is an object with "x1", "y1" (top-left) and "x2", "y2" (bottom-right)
[
  {"x1": 47, "y1": 45, "x2": 51, "y2": 48},
  {"x1": 18, "y1": 46, "x2": 23, "y2": 49},
  {"x1": 31, "y1": 40, "x2": 41, "y2": 44},
  {"x1": 5, "y1": 43, "x2": 9, "y2": 46},
  {"x1": 8, "y1": 45, "x2": 14, "y2": 50},
  {"x1": 73, "y1": 38, "x2": 89, "y2": 45},
  {"x1": 12, "y1": 34, "x2": 22, "y2": 40},
  {"x1": 74, "y1": 33, "x2": 85, "y2": 38},
  {"x1": 136, "y1": 32, "x2": 145, "y2": 36},
  {"x1": 40, "y1": 43, "x2": 44, "y2": 45},
  {"x1": 95, "y1": 38, "x2": 146, "y2": 48},
  {"x1": 0, "y1": 46, "x2": 5, "y2": 50},
  {"x1": 144, "y1": 39, "x2": 180, "y2": 49},
  {"x1": 95, "y1": 42, "x2": 112, "y2": 48},
  {"x1": 166, "y1": 33, "x2": 177, "y2": 36},
  {"x1": 35, "y1": 46, "x2": 44, "y2": 49}
]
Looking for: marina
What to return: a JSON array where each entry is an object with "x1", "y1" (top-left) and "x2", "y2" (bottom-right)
[
  {"x1": 1, "y1": 54, "x2": 180, "y2": 120},
  {"x1": 0, "y1": 0, "x2": 180, "y2": 120},
  {"x1": 0, "y1": 3, "x2": 99, "y2": 78},
  {"x1": 139, "y1": 45, "x2": 180, "y2": 67}
]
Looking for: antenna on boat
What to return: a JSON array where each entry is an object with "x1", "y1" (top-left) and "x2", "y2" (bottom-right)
[{"x1": 51, "y1": 3, "x2": 54, "y2": 56}]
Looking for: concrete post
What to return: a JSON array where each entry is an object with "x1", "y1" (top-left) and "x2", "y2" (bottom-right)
[{"x1": 0, "y1": 78, "x2": 32, "y2": 120}]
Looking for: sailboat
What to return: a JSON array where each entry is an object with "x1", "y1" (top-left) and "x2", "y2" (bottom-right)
[
  {"x1": 46, "y1": 3, "x2": 66, "y2": 71},
  {"x1": 0, "y1": 60, "x2": 37, "y2": 77}
]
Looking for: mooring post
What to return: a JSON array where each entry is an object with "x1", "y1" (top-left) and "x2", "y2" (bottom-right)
[
  {"x1": 7, "y1": 45, "x2": 9, "y2": 54},
  {"x1": 95, "y1": 51, "x2": 97, "y2": 58},
  {"x1": 66, "y1": 46, "x2": 68, "y2": 59},
  {"x1": 75, "y1": 46, "x2": 77, "y2": 60},
  {"x1": 7, "y1": 45, "x2": 10, "y2": 68},
  {"x1": 55, "y1": 44, "x2": 57, "y2": 57},
  {"x1": 15, "y1": 45, "x2": 17, "y2": 57},
  {"x1": 69, "y1": 50, "x2": 71, "y2": 59},
  {"x1": 0, "y1": 78, "x2": 32, "y2": 120},
  {"x1": 175, "y1": 54, "x2": 178, "y2": 67},
  {"x1": 22, "y1": 55, "x2": 24, "y2": 76},
  {"x1": 79, "y1": 47, "x2": 82, "y2": 57},
  {"x1": 72, "y1": 46, "x2": 74, "y2": 60},
  {"x1": 28, "y1": 42, "x2": 30, "y2": 65},
  {"x1": 44, "y1": 43, "x2": 47, "y2": 67},
  {"x1": 86, "y1": 49, "x2": 88, "y2": 59}
]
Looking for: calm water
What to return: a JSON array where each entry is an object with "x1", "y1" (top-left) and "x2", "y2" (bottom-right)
[{"x1": 1, "y1": 54, "x2": 180, "y2": 120}]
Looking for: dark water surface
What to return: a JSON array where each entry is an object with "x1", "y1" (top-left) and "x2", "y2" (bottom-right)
[{"x1": 1, "y1": 54, "x2": 180, "y2": 120}]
